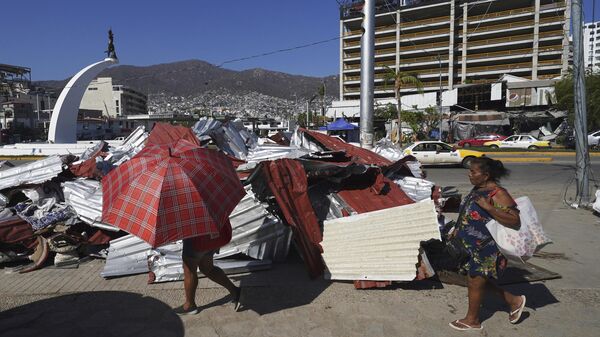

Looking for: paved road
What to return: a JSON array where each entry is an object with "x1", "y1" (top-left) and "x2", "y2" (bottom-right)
[{"x1": 1, "y1": 162, "x2": 599, "y2": 337}]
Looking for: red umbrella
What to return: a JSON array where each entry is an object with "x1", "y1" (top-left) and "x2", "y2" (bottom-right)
[{"x1": 101, "y1": 139, "x2": 245, "y2": 247}]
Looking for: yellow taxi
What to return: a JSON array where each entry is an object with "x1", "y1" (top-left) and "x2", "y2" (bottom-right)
[{"x1": 403, "y1": 141, "x2": 485, "y2": 168}]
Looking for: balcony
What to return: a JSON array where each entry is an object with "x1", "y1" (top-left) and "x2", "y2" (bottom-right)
[
  {"x1": 464, "y1": 30, "x2": 562, "y2": 48},
  {"x1": 344, "y1": 15, "x2": 449, "y2": 37},
  {"x1": 463, "y1": 16, "x2": 561, "y2": 36}
]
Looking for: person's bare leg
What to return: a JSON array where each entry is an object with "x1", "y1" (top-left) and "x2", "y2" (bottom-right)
[
  {"x1": 198, "y1": 254, "x2": 239, "y2": 298},
  {"x1": 182, "y1": 256, "x2": 199, "y2": 310},
  {"x1": 488, "y1": 280, "x2": 524, "y2": 320},
  {"x1": 452, "y1": 275, "x2": 486, "y2": 328}
]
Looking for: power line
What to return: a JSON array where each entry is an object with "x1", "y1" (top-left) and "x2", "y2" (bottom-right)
[{"x1": 217, "y1": 36, "x2": 341, "y2": 67}]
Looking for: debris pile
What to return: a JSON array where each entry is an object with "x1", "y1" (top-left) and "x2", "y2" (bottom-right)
[{"x1": 1, "y1": 119, "x2": 455, "y2": 289}]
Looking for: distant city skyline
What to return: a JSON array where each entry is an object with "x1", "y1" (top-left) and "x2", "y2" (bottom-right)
[{"x1": 2, "y1": 0, "x2": 600, "y2": 81}]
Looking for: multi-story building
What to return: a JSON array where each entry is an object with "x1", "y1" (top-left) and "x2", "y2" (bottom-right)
[
  {"x1": 338, "y1": 0, "x2": 570, "y2": 102},
  {"x1": 584, "y1": 21, "x2": 600, "y2": 71},
  {"x1": 80, "y1": 77, "x2": 148, "y2": 118}
]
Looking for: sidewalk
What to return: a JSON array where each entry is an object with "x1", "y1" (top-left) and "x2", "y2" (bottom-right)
[{"x1": 1, "y1": 179, "x2": 600, "y2": 337}]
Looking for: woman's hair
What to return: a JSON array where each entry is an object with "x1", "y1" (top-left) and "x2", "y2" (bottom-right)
[{"x1": 471, "y1": 157, "x2": 510, "y2": 181}]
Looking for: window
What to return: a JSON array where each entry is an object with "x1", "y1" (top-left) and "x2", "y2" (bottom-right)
[
  {"x1": 115, "y1": 100, "x2": 119, "y2": 106},
  {"x1": 88, "y1": 87, "x2": 98, "y2": 91},
  {"x1": 505, "y1": 136, "x2": 517, "y2": 141},
  {"x1": 413, "y1": 144, "x2": 427, "y2": 151}
]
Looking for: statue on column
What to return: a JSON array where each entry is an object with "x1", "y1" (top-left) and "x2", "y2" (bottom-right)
[{"x1": 106, "y1": 29, "x2": 118, "y2": 59}]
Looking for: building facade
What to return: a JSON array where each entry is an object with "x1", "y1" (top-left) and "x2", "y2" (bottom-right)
[
  {"x1": 80, "y1": 77, "x2": 148, "y2": 118},
  {"x1": 339, "y1": 0, "x2": 570, "y2": 101},
  {"x1": 584, "y1": 21, "x2": 600, "y2": 72}
]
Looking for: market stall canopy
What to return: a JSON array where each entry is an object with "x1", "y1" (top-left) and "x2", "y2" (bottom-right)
[{"x1": 322, "y1": 118, "x2": 359, "y2": 131}]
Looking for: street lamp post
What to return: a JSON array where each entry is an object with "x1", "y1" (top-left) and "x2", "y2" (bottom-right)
[{"x1": 437, "y1": 54, "x2": 443, "y2": 141}]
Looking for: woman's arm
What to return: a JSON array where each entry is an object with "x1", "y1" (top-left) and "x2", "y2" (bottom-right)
[{"x1": 475, "y1": 189, "x2": 521, "y2": 229}]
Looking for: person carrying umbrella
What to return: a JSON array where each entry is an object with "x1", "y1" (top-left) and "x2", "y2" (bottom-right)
[
  {"x1": 177, "y1": 220, "x2": 241, "y2": 315},
  {"x1": 102, "y1": 131, "x2": 246, "y2": 316}
]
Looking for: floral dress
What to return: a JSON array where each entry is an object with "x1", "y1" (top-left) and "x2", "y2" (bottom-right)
[{"x1": 454, "y1": 188, "x2": 511, "y2": 279}]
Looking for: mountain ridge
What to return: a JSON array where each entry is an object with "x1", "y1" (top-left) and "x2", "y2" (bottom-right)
[{"x1": 34, "y1": 59, "x2": 339, "y2": 100}]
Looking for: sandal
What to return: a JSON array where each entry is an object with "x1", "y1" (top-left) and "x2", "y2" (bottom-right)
[
  {"x1": 232, "y1": 287, "x2": 242, "y2": 312},
  {"x1": 173, "y1": 304, "x2": 199, "y2": 316},
  {"x1": 449, "y1": 320, "x2": 483, "y2": 331},
  {"x1": 509, "y1": 295, "x2": 526, "y2": 324}
]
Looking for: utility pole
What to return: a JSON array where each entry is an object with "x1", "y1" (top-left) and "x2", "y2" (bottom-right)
[
  {"x1": 437, "y1": 54, "x2": 443, "y2": 141},
  {"x1": 572, "y1": 0, "x2": 592, "y2": 206},
  {"x1": 359, "y1": 0, "x2": 375, "y2": 149}
]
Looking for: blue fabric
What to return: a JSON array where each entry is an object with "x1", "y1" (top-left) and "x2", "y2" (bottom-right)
[
  {"x1": 455, "y1": 188, "x2": 508, "y2": 279},
  {"x1": 326, "y1": 118, "x2": 358, "y2": 131},
  {"x1": 15, "y1": 203, "x2": 78, "y2": 231}
]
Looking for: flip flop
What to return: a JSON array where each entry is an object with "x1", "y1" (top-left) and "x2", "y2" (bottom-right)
[
  {"x1": 173, "y1": 305, "x2": 199, "y2": 316},
  {"x1": 233, "y1": 287, "x2": 242, "y2": 312},
  {"x1": 509, "y1": 295, "x2": 526, "y2": 324},
  {"x1": 449, "y1": 320, "x2": 483, "y2": 331}
]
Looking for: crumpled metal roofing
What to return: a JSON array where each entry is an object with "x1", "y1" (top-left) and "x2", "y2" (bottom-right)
[
  {"x1": 0, "y1": 156, "x2": 64, "y2": 191},
  {"x1": 62, "y1": 178, "x2": 119, "y2": 232},
  {"x1": 146, "y1": 122, "x2": 201, "y2": 146},
  {"x1": 192, "y1": 118, "x2": 252, "y2": 159},
  {"x1": 297, "y1": 128, "x2": 393, "y2": 166},
  {"x1": 245, "y1": 144, "x2": 311, "y2": 164},
  {"x1": 321, "y1": 199, "x2": 441, "y2": 281},
  {"x1": 104, "y1": 126, "x2": 148, "y2": 167}
]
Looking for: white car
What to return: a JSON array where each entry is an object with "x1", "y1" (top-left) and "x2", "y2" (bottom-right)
[
  {"x1": 483, "y1": 134, "x2": 551, "y2": 150},
  {"x1": 589, "y1": 131, "x2": 600, "y2": 146},
  {"x1": 402, "y1": 141, "x2": 485, "y2": 168}
]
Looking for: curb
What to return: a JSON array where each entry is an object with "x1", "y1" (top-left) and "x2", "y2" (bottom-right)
[
  {"x1": 0, "y1": 156, "x2": 46, "y2": 161},
  {"x1": 492, "y1": 157, "x2": 554, "y2": 163},
  {"x1": 481, "y1": 151, "x2": 600, "y2": 156}
]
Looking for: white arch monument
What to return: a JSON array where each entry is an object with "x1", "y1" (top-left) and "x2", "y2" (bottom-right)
[{"x1": 47, "y1": 57, "x2": 118, "y2": 143}]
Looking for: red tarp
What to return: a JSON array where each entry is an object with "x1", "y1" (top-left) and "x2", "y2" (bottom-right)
[
  {"x1": 146, "y1": 122, "x2": 201, "y2": 146},
  {"x1": 301, "y1": 129, "x2": 392, "y2": 166},
  {"x1": 261, "y1": 159, "x2": 325, "y2": 278},
  {"x1": 0, "y1": 217, "x2": 36, "y2": 249}
]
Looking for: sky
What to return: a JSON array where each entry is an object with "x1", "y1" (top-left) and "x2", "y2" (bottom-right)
[{"x1": 2, "y1": 0, "x2": 600, "y2": 81}]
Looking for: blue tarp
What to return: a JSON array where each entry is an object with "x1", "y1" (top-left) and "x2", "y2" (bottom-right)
[{"x1": 324, "y1": 118, "x2": 359, "y2": 131}]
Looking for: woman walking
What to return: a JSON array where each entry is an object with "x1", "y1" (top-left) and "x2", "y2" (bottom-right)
[{"x1": 449, "y1": 157, "x2": 527, "y2": 331}]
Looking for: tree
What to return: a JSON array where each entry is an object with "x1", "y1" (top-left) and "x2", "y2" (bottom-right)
[
  {"x1": 555, "y1": 72, "x2": 600, "y2": 131},
  {"x1": 383, "y1": 67, "x2": 424, "y2": 147},
  {"x1": 374, "y1": 103, "x2": 396, "y2": 121}
]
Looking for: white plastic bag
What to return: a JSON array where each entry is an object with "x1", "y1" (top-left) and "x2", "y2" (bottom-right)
[
  {"x1": 593, "y1": 190, "x2": 600, "y2": 213},
  {"x1": 486, "y1": 196, "x2": 551, "y2": 260}
]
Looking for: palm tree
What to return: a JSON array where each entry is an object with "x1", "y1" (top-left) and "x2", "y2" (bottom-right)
[{"x1": 383, "y1": 66, "x2": 424, "y2": 147}]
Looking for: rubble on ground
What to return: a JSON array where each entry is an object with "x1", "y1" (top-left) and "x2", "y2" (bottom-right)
[{"x1": 0, "y1": 119, "x2": 456, "y2": 290}]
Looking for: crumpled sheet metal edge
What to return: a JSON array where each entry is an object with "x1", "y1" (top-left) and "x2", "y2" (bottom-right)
[{"x1": 0, "y1": 156, "x2": 64, "y2": 191}]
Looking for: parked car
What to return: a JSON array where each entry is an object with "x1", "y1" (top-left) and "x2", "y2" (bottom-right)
[
  {"x1": 403, "y1": 141, "x2": 485, "y2": 168},
  {"x1": 457, "y1": 134, "x2": 507, "y2": 148},
  {"x1": 589, "y1": 130, "x2": 600, "y2": 146},
  {"x1": 483, "y1": 134, "x2": 551, "y2": 150}
]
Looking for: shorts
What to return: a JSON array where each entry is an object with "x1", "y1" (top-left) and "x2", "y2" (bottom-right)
[{"x1": 182, "y1": 239, "x2": 217, "y2": 260}]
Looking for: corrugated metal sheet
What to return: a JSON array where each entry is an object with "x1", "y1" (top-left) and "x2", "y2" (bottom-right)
[
  {"x1": 321, "y1": 199, "x2": 441, "y2": 281},
  {"x1": 245, "y1": 145, "x2": 310, "y2": 164},
  {"x1": 101, "y1": 234, "x2": 153, "y2": 278},
  {"x1": 0, "y1": 156, "x2": 64, "y2": 191},
  {"x1": 62, "y1": 178, "x2": 119, "y2": 232},
  {"x1": 101, "y1": 186, "x2": 292, "y2": 279},
  {"x1": 217, "y1": 186, "x2": 292, "y2": 261},
  {"x1": 300, "y1": 129, "x2": 392, "y2": 166}
]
